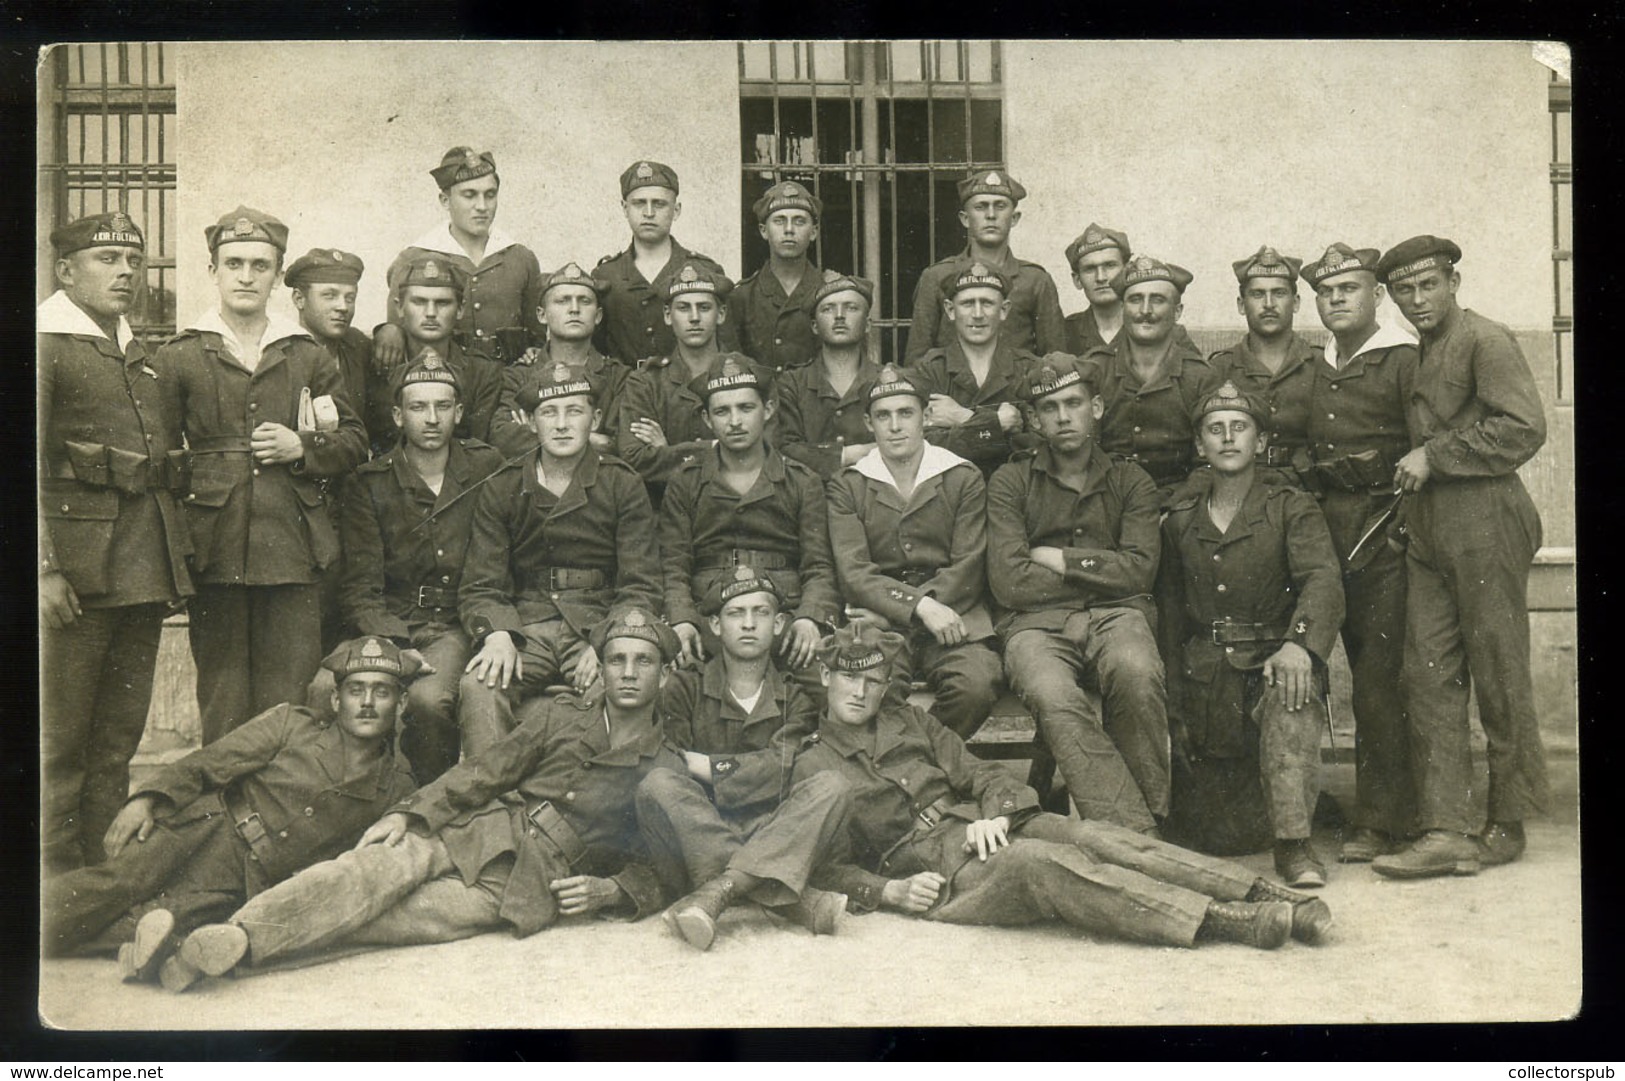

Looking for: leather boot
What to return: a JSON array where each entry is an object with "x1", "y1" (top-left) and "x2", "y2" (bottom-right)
[
  {"x1": 1372, "y1": 830, "x2": 1480, "y2": 879},
  {"x1": 119, "y1": 908, "x2": 175, "y2": 983},
  {"x1": 1477, "y1": 821, "x2": 1526, "y2": 867},
  {"x1": 1195, "y1": 901, "x2": 1292, "y2": 950},
  {"x1": 774, "y1": 887, "x2": 847, "y2": 936},
  {"x1": 167, "y1": 922, "x2": 250, "y2": 992},
  {"x1": 1273, "y1": 838, "x2": 1328, "y2": 889},
  {"x1": 1339, "y1": 827, "x2": 1397, "y2": 863},
  {"x1": 1246, "y1": 878, "x2": 1333, "y2": 945},
  {"x1": 664, "y1": 877, "x2": 737, "y2": 951}
]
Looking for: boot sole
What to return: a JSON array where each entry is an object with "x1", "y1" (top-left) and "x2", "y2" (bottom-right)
[
  {"x1": 1371, "y1": 857, "x2": 1481, "y2": 879},
  {"x1": 177, "y1": 924, "x2": 249, "y2": 977},
  {"x1": 123, "y1": 909, "x2": 176, "y2": 982},
  {"x1": 1290, "y1": 899, "x2": 1334, "y2": 945},
  {"x1": 158, "y1": 954, "x2": 202, "y2": 994},
  {"x1": 672, "y1": 907, "x2": 717, "y2": 951},
  {"x1": 1254, "y1": 903, "x2": 1293, "y2": 949}
]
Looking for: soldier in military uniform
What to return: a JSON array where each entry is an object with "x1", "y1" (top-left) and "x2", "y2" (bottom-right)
[
  {"x1": 1157, "y1": 382, "x2": 1346, "y2": 886},
  {"x1": 157, "y1": 206, "x2": 369, "y2": 745},
  {"x1": 374, "y1": 147, "x2": 544, "y2": 367},
  {"x1": 338, "y1": 354, "x2": 508, "y2": 783},
  {"x1": 987, "y1": 356, "x2": 1168, "y2": 833},
  {"x1": 285, "y1": 247, "x2": 394, "y2": 456},
  {"x1": 1083, "y1": 255, "x2": 1219, "y2": 501},
  {"x1": 167, "y1": 613, "x2": 684, "y2": 988},
  {"x1": 39, "y1": 212, "x2": 193, "y2": 874},
  {"x1": 903, "y1": 169, "x2": 1065, "y2": 364},
  {"x1": 1298, "y1": 243, "x2": 1421, "y2": 863},
  {"x1": 388, "y1": 255, "x2": 504, "y2": 445},
  {"x1": 773, "y1": 271, "x2": 881, "y2": 479},
  {"x1": 1064, "y1": 223, "x2": 1199, "y2": 356},
  {"x1": 907, "y1": 262, "x2": 1042, "y2": 478},
  {"x1": 827, "y1": 364, "x2": 1002, "y2": 739},
  {"x1": 1371, "y1": 236, "x2": 1549, "y2": 879},
  {"x1": 731, "y1": 180, "x2": 824, "y2": 374},
  {"x1": 658, "y1": 356, "x2": 839, "y2": 676},
  {"x1": 639, "y1": 571, "x2": 851, "y2": 950},
  {"x1": 791, "y1": 624, "x2": 1332, "y2": 950},
  {"x1": 616, "y1": 263, "x2": 764, "y2": 499},
  {"x1": 490, "y1": 262, "x2": 627, "y2": 458},
  {"x1": 42, "y1": 637, "x2": 419, "y2": 992},
  {"x1": 592, "y1": 160, "x2": 737, "y2": 366},
  {"x1": 457, "y1": 364, "x2": 662, "y2": 758},
  {"x1": 1204, "y1": 247, "x2": 1324, "y2": 483}
]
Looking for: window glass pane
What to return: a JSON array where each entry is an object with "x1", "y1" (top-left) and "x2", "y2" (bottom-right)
[
  {"x1": 893, "y1": 169, "x2": 932, "y2": 310},
  {"x1": 815, "y1": 172, "x2": 857, "y2": 279},
  {"x1": 970, "y1": 99, "x2": 1002, "y2": 164},
  {"x1": 966, "y1": 41, "x2": 994, "y2": 82},
  {"x1": 816, "y1": 98, "x2": 855, "y2": 169},
  {"x1": 741, "y1": 43, "x2": 772, "y2": 80},
  {"x1": 891, "y1": 40, "x2": 923, "y2": 83},
  {"x1": 936, "y1": 41, "x2": 962, "y2": 83},
  {"x1": 773, "y1": 42, "x2": 802, "y2": 81},
  {"x1": 931, "y1": 175, "x2": 962, "y2": 262},
  {"x1": 931, "y1": 100, "x2": 969, "y2": 164},
  {"x1": 891, "y1": 99, "x2": 929, "y2": 163},
  {"x1": 810, "y1": 42, "x2": 846, "y2": 82},
  {"x1": 741, "y1": 97, "x2": 776, "y2": 168},
  {"x1": 777, "y1": 97, "x2": 814, "y2": 165}
]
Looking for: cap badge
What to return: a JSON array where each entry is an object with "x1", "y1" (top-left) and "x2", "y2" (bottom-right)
[
  {"x1": 1323, "y1": 245, "x2": 1344, "y2": 265},
  {"x1": 361, "y1": 637, "x2": 384, "y2": 658},
  {"x1": 969, "y1": 262, "x2": 989, "y2": 277},
  {"x1": 331, "y1": 249, "x2": 345, "y2": 262},
  {"x1": 1084, "y1": 228, "x2": 1102, "y2": 244},
  {"x1": 636, "y1": 162, "x2": 654, "y2": 179},
  {"x1": 679, "y1": 264, "x2": 699, "y2": 283},
  {"x1": 985, "y1": 171, "x2": 1002, "y2": 186},
  {"x1": 823, "y1": 268, "x2": 841, "y2": 283},
  {"x1": 734, "y1": 565, "x2": 757, "y2": 582},
  {"x1": 1218, "y1": 381, "x2": 1240, "y2": 398},
  {"x1": 1132, "y1": 255, "x2": 1155, "y2": 271},
  {"x1": 563, "y1": 263, "x2": 581, "y2": 279},
  {"x1": 720, "y1": 357, "x2": 745, "y2": 377},
  {"x1": 233, "y1": 217, "x2": 255, "y2": 238},
  {"x1": 420, "y1": 350, "x2": 444, "y2": 371},
  {"x1": 1258, "y1": 247, "x2": 1280, "y2": 264},
  {"x1": 110, "y1": 212, "x2": 132, "y2": 232},
  {"x1": 623, "y1": 610, "x2": 649, "y2": 627},
  {"x1": 463, "y1": 149, "x2": 483, "y2": 170},
  {"x1": 550, "y1": 362, "x2": 573, "y2": 382},
  {"x1": 424, "y1": 260, "x2": 441, "y2": 279}
]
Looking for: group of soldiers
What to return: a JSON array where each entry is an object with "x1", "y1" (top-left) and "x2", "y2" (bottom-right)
[{"x1": 41, "y1": 145, "x2": 1551, "y2": 993}]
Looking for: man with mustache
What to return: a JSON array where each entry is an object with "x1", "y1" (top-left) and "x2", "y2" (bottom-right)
[
  {"x1": 389, "y1": 256, "x2": 503, "y2": 446},
  {"x1": 593, "y1": 160, "x2": 738, "y2": 367},
  {"x1": 1062, "y1": 223, "x2": 1197, "y2": 356},
  {"x1": 903, "y1": 169, "x2": 1064, "y2": 364},
  {"x1": 373, "y1": 147, "x2": 545, "y2": 368},
  {"x1": 773, "y1": 271, "x2": 881, "y2": 480},
  {"x1": 1371, "y1": 235, "x2": 1549, "y2": 880},
  {"x1": 161, "y1": 612, "x2": 685, "y2": 989},
  {"x1": 337, "y1": 353, "x2": 507, "y2": 783},
  {"x1": 41, "y1": 636, "x2": 419, "y2": 990},
  {"x1": 157, "y1": 206, "x2": 368, "y2": 746},
  {"x1": 732, "y1": 181, "x2": 825, "y2": 375},
  {"x1": 39, "y1": 211, "x2": 192, "y2": 874}
]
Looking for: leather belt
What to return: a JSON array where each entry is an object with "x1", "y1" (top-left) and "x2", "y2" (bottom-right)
[
  {"x1": 221, "y1": 786, "x2": 275, "y2": 863},
  {"x1": 53, "y1": 443, "x2": 185, "y2": 493},
  {"x1": 414, "y1": 585, "x2": 459, "y2": 610},
  {"x1": 1305, "y1": 448, "x2": 1395, "y2": 493},
  {"x1": 1210, "y1": 618, "x2": 1289, "y2": 645},
  {"x1": 529, "y1": 567, "x2": 607, "y2": 591},
  {"x1": 913, "y1": 794, "x2": 956, "y2": 830},
  {"x1": 895, "y1": 567, "x2": 935, "y2": 587},
  {"x1": 695, "y1": 549, "x2": 791, "y2": 571},
  {"x1": 525, "y1": 799, "x2": 586, "y2": 866},
  {"x1": 190, "y1": 435, "x2": 254, "y2": 454}
]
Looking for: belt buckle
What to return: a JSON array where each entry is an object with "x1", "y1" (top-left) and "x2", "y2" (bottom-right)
[
  {"x1": 527, "y1": 799, "x2": 553, "y2": 828},
  {"x1": 547, "y1": 569, "x2": 564, "y2": 591},
  {"x1": 1210, "y1": 620, "x2": 1228, "y2": 645},
  {"x1": 416, "y1": 585, "x2": 435, "y2": 608},
  {"x1": 728, "y1": 550, "x2": 744, "y2": 567},
  {"x1": 917, "y1": 806, "x2": 940, "y2": 829},
  {"x1": 234, "y1": 812, "x2": 267, "y2": 843}
]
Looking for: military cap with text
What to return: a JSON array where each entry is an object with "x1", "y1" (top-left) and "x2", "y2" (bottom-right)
[
  {"x1": 620, "y1": 160, "x2": 680, "y2": 197},
  {"x1": 817, "y1": 621, "x2": 906, "y2": 674},
  {"x1": 1191, "y1": 378, "x2": 1270, "y2": 427},
  {"x1": 519, "y1": 360, "x2": 597, "y2": 411},
  {"x1": 1375, "y1": 234, "x2": 1463, "y2": 284},
  {"x1": 430, "y1": 146, "x2": 497, "y2": 190},
  {"x1": 956, "y1": 168, "x2": 1027, "y2": 205},
  {"x1": 391, "y1": 347, "x2": 463, "y2": 401},
  {"x1": 1064, "y1": 222, "x2": 1131, "y2": 270},
  {"x1": 51, "y1": 211, "x2": 144, "y2": 256},
  {"x1": 285, "y1": 247, "x2": 365, "y2": 289},
  {"x1": 1232, "y1": 245, "x2": 1303, "y2": 284},
  {"x1": 753, "y1": 180, "x2": 822, "y2": 222},
  {"x1": 320, "y1": 635, "x2": 424, "y2": 683},
  {"x1": 942, "y1": 260, "x2": 1011, "y2": 299},
  {"x1": 540, "y1": 261, "x2": 605, "y2": 300},
  {"x1": 1300, "y1": 242, "x2": 1382, "y2": 288},
  {"x1": 700, "y1": 353, "x2": 765, "y2": 403},
  {"x1": 589, "y1": 608, "x2": 681, "y2": 663},
  {"x1": 394, "y1": 255, "x2": 467, "y2": 296},
  {"x1": 1109, "y1": 253, "x2": 1194, "y2": 297},
  {"x1": 718, "y1": 564, "x2": 785, "y2": 606},
  {"x1": 804, "y1": 268, "x2": 875, "y2": 314},
  {"x1": 667, "y1": 261, "x2": 734, "y2": 302},
  {"x1": 1024, "y1": 352, "x2": 1101, "y2": 402},
  {"x1": 205, "y1": 205, "x2": 289, "y2": 254},
  {"x1": 867, "y1": 363, "x2": 926, "y2": 408}
]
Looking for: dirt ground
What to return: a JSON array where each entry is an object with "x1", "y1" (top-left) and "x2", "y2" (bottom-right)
[{"x1": 36, "y1": 755, "x2": 1582, "y2": 1031}]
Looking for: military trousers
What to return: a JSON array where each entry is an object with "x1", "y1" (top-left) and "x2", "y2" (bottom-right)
[
  {"x1": 231, "y1": 831, "x2": 509, "y2": 967},
  {"x1": 42, "y1": 602, "x2": 166, "y2": 875},
  {"x1": 892, "y1": 632, "x2": 1003, "y2": 740},
  {"x1": 635, "y1": 767, "x2": 850, "y2": 906},
  {"x1": 190, "y1": 583, "x2": 322, "y2": 746},
  {"x1": 1321, "y1": 489, "x2": 1416, "y2": 836},
  {"x1": 900, "y1": 814, "x2": 1234, "y2": 947},
  {"x1": 1004, "y1": 607, "x2": 1170, "y2": 831},
  {"x1": 1402, "y1": 475, "x2": 1547, "y2": 833},
  {"x1": 459, "y1": 619, "x2": 589, "y2": 760}
]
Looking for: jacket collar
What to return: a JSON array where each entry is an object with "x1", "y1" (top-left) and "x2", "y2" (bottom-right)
[
  {"x1": 1193, "y1": 476, "x2": 1270, "y2": 547},
  {"x1": 943, "y1": 338, "x2": 1021, "y2": 398},
  {"x1": 810, "y1": 354, "x2": 880, "y2": 402},
  {"x1": 185, "y1": 307, "x2": 312, "y2": 365},
  {"x1": 409, "y1": 221, "x2": 520, "y2": 264},
  {"x1": 1229, "y1": 331, "x2": 1319, "y2": 381},
  {"x1": 312, "y1": 720, "x2": 402, "y2": 800},
  {"x1": 755, "y1": 261, "x2": 821, "y2": 306},
  {"x1": 523, "y1": 444, "x2": 603, "y2": 518},
  {"x1": 1322, "y1": 320, "x2": 1417, "y2": 369},
  {"x1": 698, "y1": 443, "x2": 786, "y2": 490},
  {"x1": 853, "y1": 443, "x2": 968, "y2": 492},
  {"x1": 1030, "y1": 441, "x2": 1110, "y2": 497},
  {"x1": 817, "y1": 706, "x2": 907, "y2": 762},
  {"x1": 37, "y1": 290, "x2": 138, "y2": 353},
  {"x1": 389, "y1": 439, "x2": 477, "y2": 508},
  {"x1": 588, "y1": 706, "x2": 667, "y2": 767},
  {"x1": 699, "y1": 657, "x2": 787, "y2": 724}
]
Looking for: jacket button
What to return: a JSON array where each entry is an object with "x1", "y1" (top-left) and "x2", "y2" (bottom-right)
[
  {"x1": 279, "y1": 830, "x2": 289, "y2": 839},
  {"x1": 1132, "y1": 425, "x2": 1142, "y2": 433},
  {"x1": 1212, "y1": 553, "x2": 1221, "y2": 562},
  {"x1": 1216, "y1": 583, "x2": 1227, "y2": 593},
  {"x1": 60, "y1": 504, "x2": 70, "y2": 512},
  {"x1": 1225, "y1": 646, "x2": 1235, "y2": 654},
  {"x1": 436, "y1": 548, "x2": 445, "y2": 557},
  {"x1": 473, "y1": 302, "x2": 482, "y2": 310},
  {"x1": 1327, "y1": 413, "x2": 1336, "y2": 420},
  {"x1": 442, "y1": 575, "x2": 452, "y2": 584},
  {"x1": 249, "y1": 402, "x2": 258, "y2": 411},
  {"x1": 565, "y1": 791, "x2": 576, "y2": 801},
  {"x1": 903, "y1": 542, "x2": 913, "y2": 551},
  {"x1": 529, "y1": 827, "x2": 539, "y2": 838},
  {"x1": 582, "y1": 761, "x2": 593, "y2": 769},
  {"x1": 304, "y1": 807, "x2": 315, "y2": 816},
  {"x1": 252, "y1": 468, "x2": 260, "y2": 476}
]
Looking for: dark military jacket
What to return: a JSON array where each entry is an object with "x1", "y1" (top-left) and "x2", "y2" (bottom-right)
[
  {"x1": 659, "y1": 658, "x2": 818, "y2": 811},
  {"x1": 37, "y1": 295, "x2": 191, "y2": 607},
  {"x1": 730, "y1": 261, "x2": 821, "y2": 374},
  {"x1": 793, "y1": 704, "x2": 1040, "y2": 911},
  {"x1": 489, "y1": 343, "x2": 628, "y2": 457},
  {"x1": 397, "y1": 693, "x2": 680, "y2": 935},
  {"x1": 906, "y1": 338, "x2": 1041, "y2": 476},
  {"x1": 137, "y1": 702, "x2": 416, "y2": 887},
  {"x1": 591, "y1": 240, "x2": 739, "y2": 365},
  {"x1": 985, "y1": 443, "x2": 1161, "y2": 637},
  {"x1": 773, "y1": 354, "x2": 881, "y2": 479},
  {"x1": 1156, "y1": 480, "x2": 1345, "y2": 756},
  {"x1": 658, "y1": 446, "x2": 839, "y2": 630},
  {"x1": 458, "y1": 447, "x2": 661, "y2": 645},
  {"x1": 904, "y1": 245, "x2": 1066, "y2": 364},
  {"x1": 388, "y1": 229, "x2": 546, "y2": 350},
  {"x1": 1206, "y1": 331, "x2": 1325, "y2": 460},
  {"x1": 827, "y1": 446, "x2": 993, "y2": 639},
  {"x1": 318, "y1": 326, "x2": 396, "y2": 458},
  {"x1": 339, "y1": 438, "x2": 507, "y2": 642},
  {"x1": 1086, "y1": 336, "x2": 1220, "y2": 491},
  {"x1": 1310, "y1": 325, "x2": 1418, "y2": 480},
  {"x1": 156, "y1": 322, "x2": 368, "y2": 586},
  {"x1": 615, "y1": 352, "x2": 776, "y2": 489},
  {"x1": 1064, "y1": 307, "x2": 1197, "y2": 358},
  {"x1": 1410, "y1": 307, "x2": 1547, "y2": 480}
]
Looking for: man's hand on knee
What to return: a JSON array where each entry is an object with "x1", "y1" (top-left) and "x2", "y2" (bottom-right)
[
  {"x1": 466, "y1": 632, "x2": 522, "y2": 689},
  {"x1": 962, "y1": 816, "x2": 1011, "y2": 861},
  {"x1": 1262, "y1": 642, "x2": 1314, "y2": 712},
  {"x1": 356, "y1": 812, "x2": 413, "y2": 849}
]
